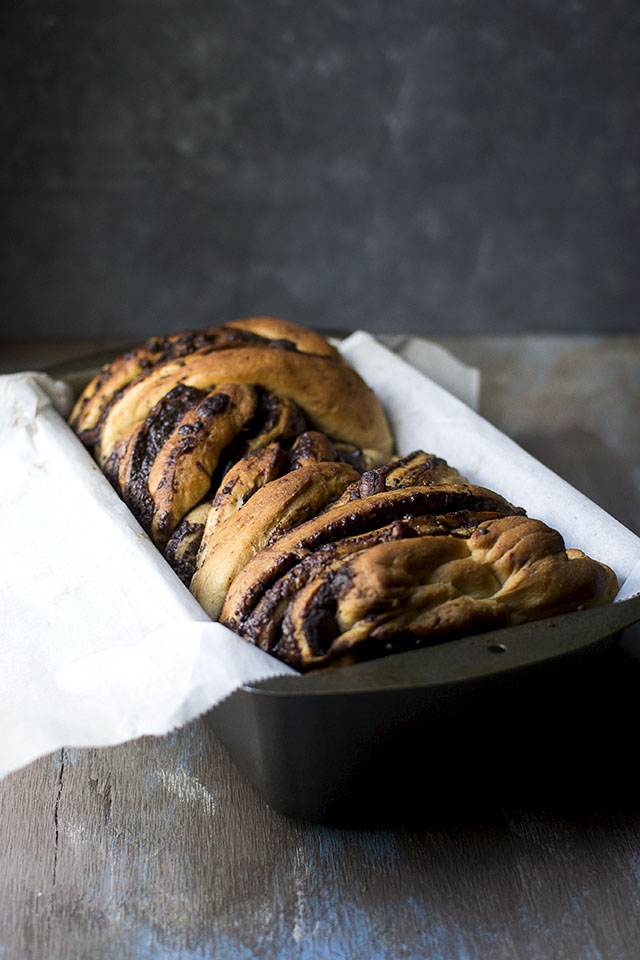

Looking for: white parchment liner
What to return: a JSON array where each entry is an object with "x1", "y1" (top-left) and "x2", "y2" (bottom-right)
[{"x1": 1, "y1": 333, "x2": 638, "y2": 779}]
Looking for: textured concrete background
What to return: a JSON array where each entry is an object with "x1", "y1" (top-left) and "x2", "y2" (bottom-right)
[{"x1": 1, "y1": 0, "x2": 638, "y2": 339}]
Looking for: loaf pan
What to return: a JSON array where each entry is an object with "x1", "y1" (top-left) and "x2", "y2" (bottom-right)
[
  {"x1": 204, "y1": 596, "x2": 640, "y2": 821},
  {"x1": 47, "y1": 342, "x2": 640, "y2": 823}
]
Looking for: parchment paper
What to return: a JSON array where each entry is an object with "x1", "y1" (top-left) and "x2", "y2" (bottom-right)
[{"x1": 1, "y1": 334, "x2": 638, "y2": 779}]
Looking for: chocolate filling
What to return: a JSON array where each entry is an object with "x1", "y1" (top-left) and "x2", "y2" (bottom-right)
[
  {"x1": 211, "y1": 391, "x2": 302, "y2": 483},
  {"x1": 122, "y1": 384, "x2": 206, "y2": 532},
  {"x1": 223, "y1": 488, "x2": 521, "y2": 633},
  {"x1": 240, "y1": 519, "x2": 423, "y2": 647},
  {"x1": 164, "y1": 520, "x2": 206, "y2": 585}
]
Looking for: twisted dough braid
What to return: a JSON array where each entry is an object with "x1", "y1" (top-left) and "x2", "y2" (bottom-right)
[
  {"x1": 205, "y1": 452, "x2": 616, "y2": 670},
  {"x1": 70, "y1": 319, "x2": 618, "y2": 671},
  {"x1": 71, "y1": 317, "x2": 392, "y2": 551},
  {"x1": 71, "y1": 316, "x2": 392, "y2": 470}
]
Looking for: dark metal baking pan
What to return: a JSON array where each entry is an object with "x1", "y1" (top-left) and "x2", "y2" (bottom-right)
[
  {"x1": 204, "y1": 596, "x2": 640, "y2": 822},
  {"x1": 48, "y1": 348, "x2": 640, "y2": 823}
]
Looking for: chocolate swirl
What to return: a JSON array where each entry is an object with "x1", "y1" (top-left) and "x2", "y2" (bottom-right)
[
  {"x1": 70, "y1": 315, "x2": 391, "y2": 576},
  {"x1": 70, "y1": 320, "x2": 618, "y2": 672},
  {"x1": 220, "y1": 497, "x2": 618, "y2": 671}
]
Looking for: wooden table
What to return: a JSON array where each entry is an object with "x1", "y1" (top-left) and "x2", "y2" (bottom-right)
[{"x1": 1, "y1": 334, "x2": 639, "y2": 960}]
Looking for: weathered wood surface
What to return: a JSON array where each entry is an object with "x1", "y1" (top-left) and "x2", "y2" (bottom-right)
[{"x1": 1, "y1": 335, "x2": 639, "y2": 960}]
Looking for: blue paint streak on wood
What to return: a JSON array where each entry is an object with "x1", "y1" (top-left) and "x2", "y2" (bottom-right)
[
  {"x1": 62, "y1": 747, "x2": 80, "y2": 765},
  {"x1": 121, "y1": 923, "x2": 260, "y2": 960},
  {"x1": 270, "y1": 827, "x2": 464, "y2": 960}
]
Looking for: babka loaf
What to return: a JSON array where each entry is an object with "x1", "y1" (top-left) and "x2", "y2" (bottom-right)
[{"x1": 70, "y1": 317, "x2": 618, "y2": 671}]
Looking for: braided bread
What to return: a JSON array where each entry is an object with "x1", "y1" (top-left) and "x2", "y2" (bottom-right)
[{"x1": 70, "y1": 318, "x2": 618, "y2": 672}]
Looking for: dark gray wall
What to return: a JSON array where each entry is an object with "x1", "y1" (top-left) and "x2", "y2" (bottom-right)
[{"x1": 1, "y1": 0, "x2": 638, "y2": 339}]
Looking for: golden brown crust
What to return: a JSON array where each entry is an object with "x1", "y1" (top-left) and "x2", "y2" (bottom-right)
[
  {"x1": 191, "y1": 460, "x2": 360, "y2": 620},
  {"x1": 198, "y1": 442, "x2": 285, "y2": 557},
  {"x1": 224, "y1": 316, "x2": 340, "y2": 356},
  {"x1": 70, "y1": 317, "x2": 387, "y2": 462},
  {"x1": 467, "y1": 516, "x2": 619, "y2": 617},
  {"x1": 68, "y1": 319, "x2": 619, "y2": 673},
  {"x1": 232, "y1": 514, "x2": 618, "y2": 671},
  {"x1": 220, "y1": 480, "x2": 523, "y2": 632},
  {"x1": 69, "y1": 325, "x2": 248, "y2": 445},
  {"x1": 69, "y1": 315, "x2": 392, "y2": 558},
  {"x1": 146, "y1": 383, "x2": 259, "y2": 547},
  {"x1": 92, "y1": 339, "x2": 391, "y2": 469}
]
